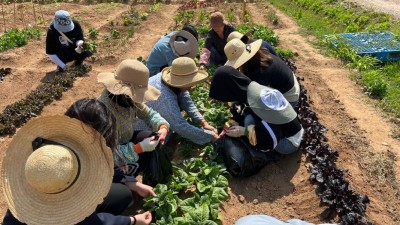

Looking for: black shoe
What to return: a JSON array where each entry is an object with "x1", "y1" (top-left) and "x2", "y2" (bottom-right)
[
  {"x1": 73, "y1": 60, "x2": 84, "y2": 67},
  {"x1": 55, "y1": 66, "x2": 64, "y2": 74}
]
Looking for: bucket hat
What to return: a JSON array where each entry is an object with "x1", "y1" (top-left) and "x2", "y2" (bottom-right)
[
  {"x1": 210, "y1": 12, "x2": 225, "y2": 28},
  {"x1": 169, "y1": 30, "x2": 199, "y2": 59},
  {"x1": 247, "y1": 82, "x2": 297, "y2": 124},
  {"x1": 227, "y1": 30, "x2": 252, "y2": 43},
  {"x1": 1, "y1": 115, "x2": 114, "y2": 225},
  {"x1": 53, "y1": 10, "x2": 74, "y2": 33},
  {"x1": 98, "y1": 59, "x2": 160, "y2": 103},
  {"x1": 161, "y1": 57, "x2": 208, "y2": 88},
  {"x1": 224, "y1": 38, "x2": 262, "y2": 69}
]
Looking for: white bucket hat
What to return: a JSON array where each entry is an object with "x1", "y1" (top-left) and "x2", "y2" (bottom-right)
[
  {"x1": 1, "y1": 115, "x2": 114, "y2": 225},
  {"x1": 247, "y1": 82, "x2": 297, "y2": 124},
  {"x1": 169, "y1": 30, "x2": 198, "y2": 59},
  {"x1": 161, "y1": 57, "x2": 208, "y2": 88},
  {"x1": 53, "y1": 10, "x2": 75, "y2": 33},
  {"x1": 224, "y1": 38, "x2": 262, "y2": 69}
]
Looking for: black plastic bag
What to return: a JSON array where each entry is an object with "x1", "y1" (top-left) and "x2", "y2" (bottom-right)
[
  {"x1": 214, "y1": 136, "x2": 278, "y2": 177},
  {"x1": 141, "y1": 148, "x2": 172, "y2": 187}
]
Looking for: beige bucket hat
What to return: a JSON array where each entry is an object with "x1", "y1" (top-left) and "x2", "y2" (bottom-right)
[
  {"x1": 247, "y1": 82, "x2": 297, "y2": 124},
  {"x1": 210, "y1": 12, "x2": 225, "y2": 28},
  {"x1": 161, "y1": 57, "x2": 208, "y2": 88},
  {"x1": 169, "y1": 30, "x2": 198, "y2": 59},
  {"x1": 1, "y1": 115, "x2": 114, "y2": 225},
  {"x1": 224, "y1": 38, "x2": 262, "y2": 69},
  {"x1": 227, "y1": 30, "x2": 251, "y2": 43},
  {"x1": 98, "y1": 59, "x2": 160, "y2": 103}
]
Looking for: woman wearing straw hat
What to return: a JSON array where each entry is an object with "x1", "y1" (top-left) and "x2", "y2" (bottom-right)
[
  {"x1": 135, "y1": 57, "x2": 218, "y2": 149},
  {"x1": 224, "y1": 38, "x2": 300, "y2": 108},
  {"x1": 46, "y1": 10, "x2": 92, "y2": 74},
  {"x1": 97, "y1": 59, "x2": 171, "y2": 186},
  {"x1": 66, "y1": 99, "x2": 156, "y2": 203},
  {"x1": 2, "y1": 115, "x2": 152, "y2": 225},
  {"x1": 146, "y1": 25, "x2": 199, "y2": 76},
  {"x1": 227, "y1": 31, "x2": 278, "y2": 57},
  {"x1": 199, "y1": 12, "x2": 235, "y2": 68},
  {"x1": 210, "y1": 66, "x2": 304, "y2": 156}
]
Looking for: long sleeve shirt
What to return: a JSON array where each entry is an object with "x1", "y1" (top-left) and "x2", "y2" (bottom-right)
[
  {"x1": 98, "y1": 90, "x2": 169, "y2": 144},
  {"x1": 146, "y1": 32, "x2": 178, "y2": 76},
  {"x1": 135, "y1": 74, "x2": 215, "y2": 145},
  {"x1": 46, "y1": 20, "x2": 84, "y2": 55}
]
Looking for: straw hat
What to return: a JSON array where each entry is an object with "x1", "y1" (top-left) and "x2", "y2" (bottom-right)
[
  {"x1": 53, "y1": 10, "x2": 74, "y2": 33},
  {"x1": 224, "y1": 38, "x2": 262, "y2": 69},
  {"x1": 247, "y1": 82, "x2": 297, "y2": 124},
  {"x1": 1, "y1": 115, "x2": 114, "y2": 225},
  {"x1": 98, "y1": 59, "x2": 160, "y2": 103},
  {"x1": 227, "y1": 30, "x2": 251, "y2": 43},
  {"x1": 161, "y1": 57, "x2": 208, "y2": 88},
  {"x1": 169, "y1": 30, "x2": 198, "y2": 59}
]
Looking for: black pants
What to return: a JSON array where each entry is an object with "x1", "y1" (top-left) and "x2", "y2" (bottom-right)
[
  {"x1": 96, "y1": 183, "x2": 133, "y2": 215},
  {"x1": 56, "y1": 47, "x2": 91, "y2": 64}
]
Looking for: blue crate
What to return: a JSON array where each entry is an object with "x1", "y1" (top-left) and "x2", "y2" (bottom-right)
[{"x1": 338, "y1": 32, "x2": 400, "y2": 62}]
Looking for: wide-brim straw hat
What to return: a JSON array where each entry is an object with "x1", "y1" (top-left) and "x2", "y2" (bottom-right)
[
  {"x1": 169, "y1": 30, "x2": 198, "y2": 59},
  {"x1": 98, "y1": 59, "x2": 160, "y2": 103},
  {"x1": 226, "y1": 30, "x2": 252, "y2": 43},
  {"x1": 247, "y1": 82, "x2": 297, "y2": 124},
  {"x1": 224, "y1": 38, "x2": 262, "y2": 69},
  {"x1": 161, "y1": 57, "x2": 208, "y2": 88},
  {"x1": 1, "y1": 115, "x2": 114, "y2": 225}
]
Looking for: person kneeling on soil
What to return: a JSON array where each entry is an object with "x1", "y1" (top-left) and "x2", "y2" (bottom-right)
[
  {"x1": 135, "y1": 57, "x2": 218, "y2": 153},
  {"x1": 97, "y1": 59, "x2": 171, "y2": 186},
  {"x1": 209, "y1": 66, "x2": 304, "y2": 176},
  {"x1": 46, "y1": 10, "x2": 92, "y2": 74},
  {"x1": 1, "y1": 115, "x2": 152, "y2": 225},
  {"x1": 146, "y1": 25, "x2": 199, "y2": 76}
]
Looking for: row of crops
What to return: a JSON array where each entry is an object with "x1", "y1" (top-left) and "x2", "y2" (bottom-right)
[{"x1": 0, "y1": 0, "x2": 386, "y2": 224}]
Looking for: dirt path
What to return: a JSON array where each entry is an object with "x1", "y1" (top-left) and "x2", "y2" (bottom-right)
[{"x1": 227, "y1": 3, "x2": 400, "y2": 224}]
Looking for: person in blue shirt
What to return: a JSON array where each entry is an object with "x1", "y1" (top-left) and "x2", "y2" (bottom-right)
[{"x1": 146, "y1": 25, "x2": 199, "y2": 76}]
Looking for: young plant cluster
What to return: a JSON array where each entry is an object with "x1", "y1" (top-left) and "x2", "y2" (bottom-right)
[
  {"x1": 297, "y1": 79, "x2": 371, "y2": 225},
  {"x1": 143, "y1": 158, "x2": 229, "y2": 224},
  {"x1": 237, "y1": 24, "x2": 279, "y2": 46},
  {"x1": 0, "y1": 68, "x2": 11, "y2": 82},
  {"x1": 0, "y1": 65, "x2": 91, "y2": 136},
  {"x1": 0, "y1": 26, "x2": 42, "y2": 52}
]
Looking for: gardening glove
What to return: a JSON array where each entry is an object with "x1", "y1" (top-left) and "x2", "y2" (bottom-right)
[
  {"x1": 76, "y1": 40, "x2": 84, "y2": 47},
  {"x1": 134, "y1": 137, "x2": 160, "y2": 154},
  {"x1": 225, "y1": 126, "x2": 246, "y2": 137}
]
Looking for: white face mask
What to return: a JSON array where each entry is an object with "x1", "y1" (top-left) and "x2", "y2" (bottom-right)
[{"x1": 173, "y1": 40, "x2": 191, "y2": 56}]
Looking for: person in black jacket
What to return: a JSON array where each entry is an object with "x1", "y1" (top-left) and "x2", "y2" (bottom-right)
[
  {"x1": 45, "y1": 10, "x2": 92, "y2": 74},
  {"x1": 2, "y1": 115, "x2": 152, "y2": 225}
]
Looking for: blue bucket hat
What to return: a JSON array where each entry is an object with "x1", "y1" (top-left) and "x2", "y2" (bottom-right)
[{"x1": 53, "y1": 10, "x2": 74, "y2": 33}]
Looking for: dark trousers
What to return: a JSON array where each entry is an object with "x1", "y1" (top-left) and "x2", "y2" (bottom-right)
[
  {"x1": 56, "y1": 47, "x2": 91, "y2": 65},
  {"x1": 131, "y1": 130, "x2": 153, "y2": 177},
  {"x1": 96, "y1": 183, "x2": 133, "y2": 215}
]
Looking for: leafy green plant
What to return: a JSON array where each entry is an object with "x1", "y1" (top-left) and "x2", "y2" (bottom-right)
[
  {"x1": 0, "y1": 26, "x2": 42, "y2": 52},
  {"x1": 267, "y1": 10, "x2": 279, "y2": 25},
  {"x1": 88, "y1": 27, "x2": 99, "y2": 39},
  {"x1": 110, "y1": 29, "x2": 120, "y2": 39},
  {"x1": 83, "y1": 41, "x2": 98, "y2": 53},
  {"x1": 225, "y1": 7, "x2": 236, "y2": 24},
  {"x1": 237, "y1": 24, "x2": 279, "y2": 46},
  {"x1": 149, "y1": 2, "x2": 160, "y2": 13},
  {"x1": 360, "y1": 70, "x2": 388, "y2": 99}
]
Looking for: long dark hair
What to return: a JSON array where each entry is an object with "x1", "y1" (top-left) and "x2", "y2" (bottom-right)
[
  {"x1": 65, "y1": 98, "x2": 126, "y2": 169},
  {"x1": 241, "y1": 47, "x2": 273, "y2": 75}
]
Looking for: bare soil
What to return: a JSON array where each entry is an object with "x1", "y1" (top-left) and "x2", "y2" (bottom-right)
[{"x1": 0, "y1": 1, "x2": 400, "y2": 225}]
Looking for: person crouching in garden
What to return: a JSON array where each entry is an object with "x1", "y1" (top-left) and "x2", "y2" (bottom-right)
[
  {"x1": 46, "y1": 10, "x2": 92, "y2": 74},
  {"x1": 135, "y1": 57, "x2": 218, "y2": 156},
  {"x1": 209, "y1": 66, "x2": 304, "y2": 177},
  {"x1": 97, "y1": 59, "x2": 171, "y2": 186},
  {"x1": 227, "y1": 31, "x2": 278, "y2": 56},
  {"x1": 199, "y1": 11, "x2": 235, "y2": 69},
  {"x1": 146, "y1": 25, "x2": 199, "y2": 76},
  {"x1": 1, "y1": 115, "x2": 152, "y2": 225}
]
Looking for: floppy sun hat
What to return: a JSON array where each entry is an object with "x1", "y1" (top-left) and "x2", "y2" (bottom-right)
[
  {"x1": 1, "y1": 115, "x2": 114, "y2": 225},
  {"x1": 98, "y1": 59, "x2": 160, "y2": 103},
  {"x1": 169, "y1": 30, "x2": 199, "y2": 59},
  {"x1": 210, "y1": 12, "x2": 225, "y2": 28},
  {"x1": 247, "y1": 82, "x2": 297, "y2": 125},
  {"x1": 53, "y1": 10, "x2": 75, "y2": 33},
  {"x1": 224, "y1": 38, "x2": 262, "y2": 69},
  {"x1": 161, "y1": 57, "x2": 208, "y2": 88},
  {"x1": 226, "y1": 30, "x2": 252, "y2": 43}
]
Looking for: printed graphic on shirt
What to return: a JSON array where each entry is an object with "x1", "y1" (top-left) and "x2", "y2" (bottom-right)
[{"x1": 59, "y1": 35, "x2": 70, "y2": 46}]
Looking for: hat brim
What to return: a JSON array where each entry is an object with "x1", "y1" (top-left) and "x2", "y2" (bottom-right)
[
  {"x1": 53, "y1": 19, "x2": 75, "y2": 33},
  {"x1": 98, "y1": 72, "x2": 160, "y2": 103},
  {"x1": 1, "y1": 116, "x2": 114, "y2": 225},
  {"x1": 161, "y1": 67, "x2": 208, "y2": 88},
  {"x1": 169, "y1": 30, "x2": 198, "y2": 59},
  {"x1": 225, "y1": 39, "x2": 262, "y2": 69},
  {"x1": 247, "y1": 82, "x2": 297, "y2": 125}
]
